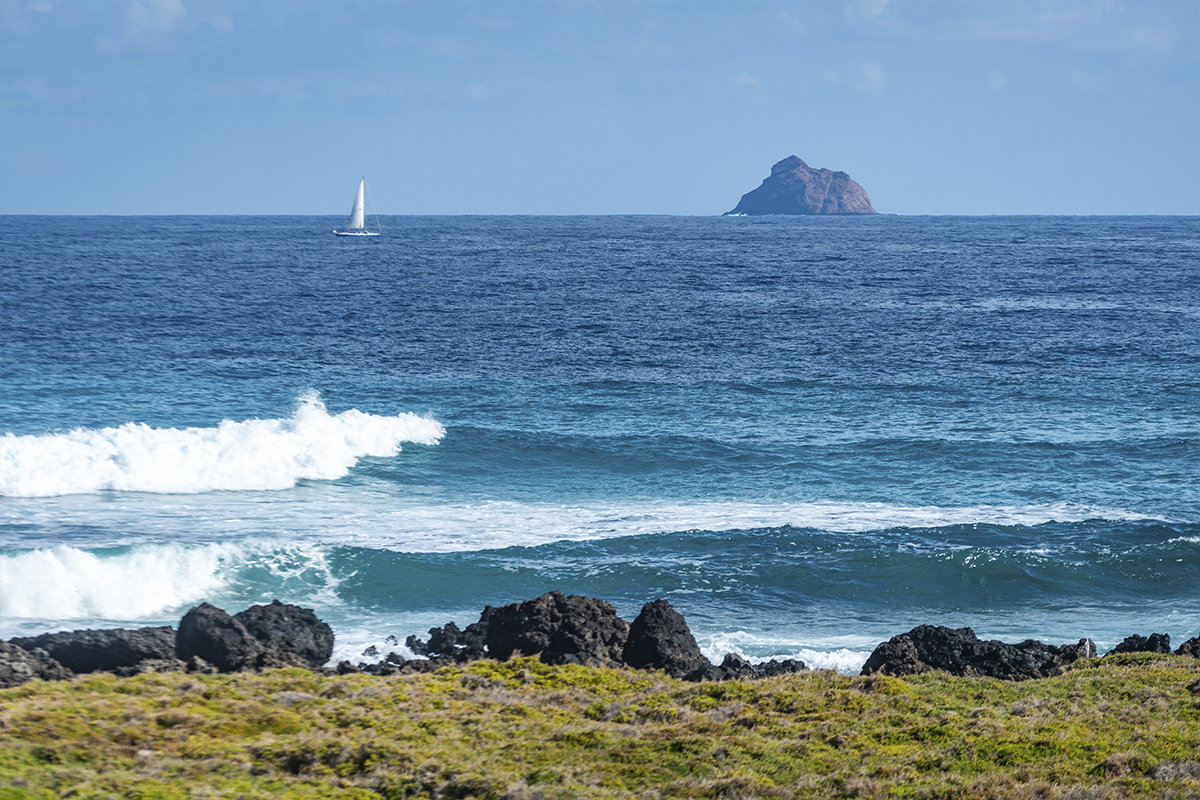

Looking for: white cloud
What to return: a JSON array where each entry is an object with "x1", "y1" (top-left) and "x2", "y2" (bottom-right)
[
  {"x1": 731, "y1": 71, "x2": 767, "y2": 104},
  {"x1": 864, "y1": 1, "x2": 1186, "y2": 54},
  {"x1": 846, "y1": 61, "x2": 888, "y2": 94},
  {"x1": 29, "y1": 1, "x2": 52, "y2": 13},
  {"x1": 846, "y1": 0, "x2": 890, "y2": 23},
  {"x1": 777, "y1": 11, "x2": 807, "y2": 37},
  {"x1": 94, "y1": 0, "x2": 186, "y2": 54},
  {"x1": 732, "y1": 71, "x2": 760, "y2": 91}
]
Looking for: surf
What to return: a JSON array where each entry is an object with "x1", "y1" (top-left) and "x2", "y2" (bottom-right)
[{"x1": 0, "y1": 391, "x2": 444, "y2": 497}]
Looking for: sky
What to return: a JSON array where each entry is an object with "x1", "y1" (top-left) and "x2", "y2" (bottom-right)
[{"x1": 1, "y1": 0, "x2": 1197, "y2": 215}]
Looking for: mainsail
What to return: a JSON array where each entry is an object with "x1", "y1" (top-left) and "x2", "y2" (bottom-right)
[{"x1": 348, "y1": 178, "x2": 367, "y2": 230}]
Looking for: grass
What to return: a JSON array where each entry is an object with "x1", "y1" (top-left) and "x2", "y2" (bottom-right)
[{"x1": 1, "y1": 653, "x2": 1198, "y2": 799}]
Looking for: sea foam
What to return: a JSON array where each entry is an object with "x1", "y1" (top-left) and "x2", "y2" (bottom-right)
[
  {"x1": 0, "y1": 540, "x2": 341, "y2": 629},
  {"x1": 0, "y1": 543, "x2": 234, "y2": 621},
  {"x1": 0, "y1": 392, "x2": 444, "y2": 497}
]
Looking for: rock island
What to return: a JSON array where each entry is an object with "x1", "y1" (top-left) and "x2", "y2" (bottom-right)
[{"x1": 728, "y1": 155, "x2": 877, "y2": 215}]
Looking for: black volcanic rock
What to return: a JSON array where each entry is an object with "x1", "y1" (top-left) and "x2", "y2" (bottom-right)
[
  {"x1": 11, "y1": 627, "x2": 176, "y2": 674},
  {"x1": 406, "y1": 613, "x2": 493, "y2": 663},
  {"x1": 622, "y1": 599, "x2": 710, "y2": 678},
  {"x1": 728, "y1": 155, "x2": 876, "y2": 215},
  {"x1": 484, "y1": 591, "x2": 629, "y2": 667},
  {"x1": 176, "y1": 603, "x2": 264, "y2": 673},
  {"x1": 1175, "y1": 634, "x2": 1200, "y2": 658},
  {"x1": 235, "y1": 600, "x2": 334, "y2": 668},
  {"x1": 861, "y1": 625, "x2": 1095, "y2": 681},
  {"x1": 1107, "y1": 633, "x2": 1171, "y2": 655},
  {"x1": 0, "y1": 641, "x2": 74, "y2": 688}
]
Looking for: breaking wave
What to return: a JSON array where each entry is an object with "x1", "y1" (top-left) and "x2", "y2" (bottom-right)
[{"x1": 0, "y1": 391, "x2": 444, "y2": 497}]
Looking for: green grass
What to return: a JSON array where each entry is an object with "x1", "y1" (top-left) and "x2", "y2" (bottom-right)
[{"x1": 1, "y1": 653, "x2": 1198, "y2": 799}]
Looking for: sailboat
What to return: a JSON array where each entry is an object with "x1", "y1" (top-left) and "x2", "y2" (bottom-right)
[{"x1": 333, "y1": 178, "x2": 382, "y2": 236}]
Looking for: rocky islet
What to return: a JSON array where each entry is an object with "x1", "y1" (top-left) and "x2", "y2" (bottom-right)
[{"x1": 727, "y1": 155, "x2": 877, "y2": 215}]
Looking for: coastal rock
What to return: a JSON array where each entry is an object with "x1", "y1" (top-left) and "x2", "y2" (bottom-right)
[
  {"x1": 484, "y1": 591, "x2": 630, "y2": 667},
  {"x1": 622, "y1": 600, "x2": 710, "y2": 678},
  {"x1": 754, "y1": 658, "x2": 809, "y2": 678},
  {"x1": 727, "y1": 156, "x2": 876, "y2": 216},
  {"x1": 10, "y1": 627, "x2": 176, "y2": 674},
  {"x1": 176, "y1": 603, "x2": 264, "y2": 673},
  {"x1": 0, "y1": 641, "x2": 74, "y2": 688},
  {"x1": 1175, "y1": 634, "x2": 1200, "y2": 658},
  {"x1": 685, "y1": 652, "x2": 756, "y2": 682},
  {"x1": 406, "y1": 612, "x2": 493, "y2": 663},
  {"x1": 1107, "y1": 633, "x2": 1171, "y2": 656},
  {"x1": 861, "y1": 625, "x2": 1095, "y2": 681},
  {"x1": 234, "y1": 600, "x2": 334, "y2": 668},
  {"x1": 683, "y1": 653, "x2": 808, "y2": 682}
]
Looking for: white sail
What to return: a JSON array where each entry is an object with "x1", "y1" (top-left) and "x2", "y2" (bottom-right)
[{"x1": 348, "y1": 178, "x2": 366, "y2": 230}]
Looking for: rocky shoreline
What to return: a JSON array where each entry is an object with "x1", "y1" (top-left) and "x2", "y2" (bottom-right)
[{"x1": 3, "y1": 591, "x2": 1197, "y2": 689}]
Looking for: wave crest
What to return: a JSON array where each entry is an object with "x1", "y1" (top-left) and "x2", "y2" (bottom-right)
[{"x1": 0, "y1": 392, "x2": 445, "y2": 497}]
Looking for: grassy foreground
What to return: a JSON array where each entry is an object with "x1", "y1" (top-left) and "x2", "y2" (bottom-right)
[{"x1": 1, "y1": 654, "x2": 1198, "y2": 800}]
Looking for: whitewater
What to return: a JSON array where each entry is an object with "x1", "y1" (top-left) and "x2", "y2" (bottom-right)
[{"x1": 2, "y1": 214, "x2": 1197, "y2": 672}]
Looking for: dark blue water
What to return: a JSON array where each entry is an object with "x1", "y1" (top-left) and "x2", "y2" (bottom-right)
[{"x1": 2, "y1": 215, "x2": 1197, "y2": 669}]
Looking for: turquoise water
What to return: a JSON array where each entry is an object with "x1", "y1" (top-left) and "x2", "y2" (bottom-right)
[{"x1": 2, "y1": 215, "x2": 1197, "y2": 671}]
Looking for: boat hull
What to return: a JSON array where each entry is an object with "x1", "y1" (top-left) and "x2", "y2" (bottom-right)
[{"x1": 333, "y1": 230, "x2": 382, "y2": 237}]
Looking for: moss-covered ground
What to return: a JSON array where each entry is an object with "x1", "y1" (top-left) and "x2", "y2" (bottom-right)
[{"x1": 1, "y1": 653, "x2": 1198, "y2": 799}]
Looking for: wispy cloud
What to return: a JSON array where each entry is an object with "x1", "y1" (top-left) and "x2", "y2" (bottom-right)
[
  {"x1": 845, "y1": 0, "x2": 891, "y2": 24},
  {"x1": 857, "y1": 1, "x2": 1187, "y2": 54},
  {"x1": 823, "y1": 61, "x2": 889, "y2": 95},
  {"x1": 94, "y1": 0, "x2": 186, "y2": 55},
  {"x1": 777, "y1": 11, "x2": 807, "y2": 37}
]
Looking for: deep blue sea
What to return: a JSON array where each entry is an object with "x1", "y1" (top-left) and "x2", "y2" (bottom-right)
[{"x1": 2, "y1": 214, "x2": 1197, "y2": 671}]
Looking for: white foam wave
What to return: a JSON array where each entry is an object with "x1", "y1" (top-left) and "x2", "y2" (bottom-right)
[
  {"x1": 698, "y1": 630, "x2": 874, "y2": 675},
  {"x1": 0, "y1": 492, "x2": 1169, "y2": 556},
  {"x1": 0, "y1": 391, "x2": 444, "y2": 497},
  {"x1": 0, "y1": 540, "x2": 341, "y2": 629},
  {"x1": 307, "y1": 497, "x2": 1168, "y2": 553},
  {"x1": 0, "y1": 543, "x2": 236, "y2": 620}
]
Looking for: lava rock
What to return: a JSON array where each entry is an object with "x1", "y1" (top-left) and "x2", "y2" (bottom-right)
[
  {"x1": 484, "y1": 591, "x2": 629, "y2": 667},
  {"x1": 622, "y1": 599, "x2": 710, "y2": 678},
  {"x1": 406, "y1": 612, "x2": 493, "y2": 663},
  {"x1": 0, "y1": 641, "x2": 74, "y2": 688},
  {"x1": 1107, "y1": 633, "x2": 1171, "y2": 655},
  {"x1": 754, "y1": 658, "x2": 808, "y2": 678},
  {"x1": 727, "y1": 155, "x2": 877, "y2": 215},
  {"x1": 234, "y1": 600, "x2": 334, "y2": 668},
  {"x1": 861, "y1": 625, "x2": 1095, "y2": 681},
  {"x1": 176, "y1": 603, "x2": 264, "y2": 673},
  {"x1": 1174, "y1": 634, "x2": 1200, "y2": 658},
  {"x1": 683, "y1": 653, "x2": 808, "y2": 682},
  {"x1": 10, "y1": 627, "x2": 176, "y2": 674}
]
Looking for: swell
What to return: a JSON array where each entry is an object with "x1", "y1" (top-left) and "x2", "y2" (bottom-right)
[{"x1": 4, "y1": 521, "x2": 1195, "y2": 641}]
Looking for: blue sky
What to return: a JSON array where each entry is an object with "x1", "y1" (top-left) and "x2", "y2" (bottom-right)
[{"x1": 2, "y1": 0, "x2": 1197, "y2": 215}]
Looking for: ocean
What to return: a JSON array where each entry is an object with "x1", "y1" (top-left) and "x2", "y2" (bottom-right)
[{"x1": 2, "y1": 214, "x2": 1197, "y2": 672}]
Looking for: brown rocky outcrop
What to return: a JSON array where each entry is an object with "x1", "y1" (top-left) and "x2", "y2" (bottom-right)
[{"x1": 727, "y1": 155, "x2": 876, "y2": 215}]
